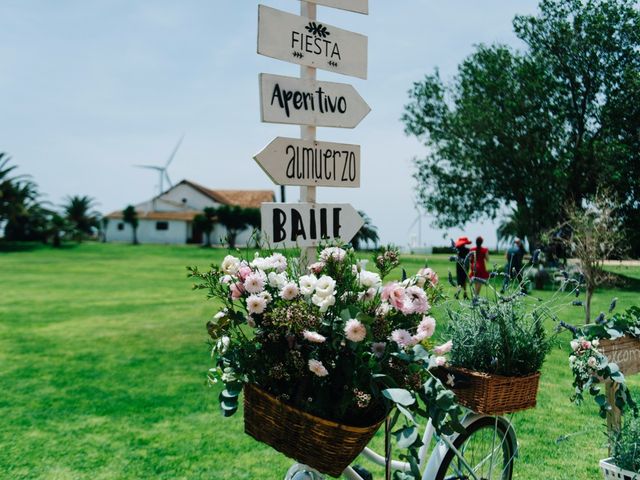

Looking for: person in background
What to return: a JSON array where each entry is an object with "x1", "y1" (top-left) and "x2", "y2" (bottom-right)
[
  {"x1": 470, "y1": 236, "x2": 490, "y2": 295},
  {"x1": 506, "y1": 237, "x2": 526, "y2": 291},
  {"x1": 454, "y1": 236, "x2": 472, "y2": 299}
]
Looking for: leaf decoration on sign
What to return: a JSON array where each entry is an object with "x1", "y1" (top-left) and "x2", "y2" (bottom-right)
[{"x1": 305, "y1": 21, "x2": 330, "y2": 38}]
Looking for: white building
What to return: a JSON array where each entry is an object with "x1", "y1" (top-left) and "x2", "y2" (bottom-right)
[{"x1": 104, "y1": 179, "x2": 275, "y2": 245}]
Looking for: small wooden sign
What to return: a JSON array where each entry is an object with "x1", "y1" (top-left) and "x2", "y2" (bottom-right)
[
  {"x1": 261, "y1": 202, "x2": 364, "y2": 247},
  {"x1": 260, "y1": 73, "x2": 370, "y2": 129},
  {"x1": 300, "y1": 0, "x2": 368, "y2": 15},
  {"x1": 254, "y1": 137, "x2": 360, "y2": 188},
  {"x1": 257, "y1": 4, "x2": 368, "y2": 79}
]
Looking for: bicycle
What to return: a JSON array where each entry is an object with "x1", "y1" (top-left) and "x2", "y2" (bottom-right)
[{"x1": 284, "y1": 410, "x2": 518, "y2": 480}]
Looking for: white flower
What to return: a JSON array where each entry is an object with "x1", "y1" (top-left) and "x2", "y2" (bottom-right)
[
  {"x1": 269, "y1": 253, "x2": 288, "y2": 273},
  {"x1": 376, "y1": 302, "x2": 392, "y2": 317},
  {"x1": 221, "y1": 255, "x2": 241, "y2": 275},
  {"x1": 570, "y1": 340, "x2": 580, "y2": 352},
  {"x1": 312, "y1": 293, "x2": 336, "y2": 312},
  {"x1": 358, "y1": 287, "x2": 377, "y2": 302},
  {"x1": 246, "y1": 295, "x2": 267, "y2": 314},
  {"x1": 259, "y1": 291, "x2": 273, "y2": 303},
  {"x1": 219, "y1": 275, "x2": 233, "y2": 284},
  {"x1": 280, "y1": 282, "x2": 300, "y2": 301},
  {"x1": 268, "y1": 271, "x2": 288, "y2": 289},
  {"x1": 592, "y1": 339, "x2": 600, "y2": 348},
  {"x1": 371, "y1": 342, "x2": 386, "y2": 358},
  {"x1": 344, "y1": 319, "x2": 367, "y2": 343},
  {"x1": 446, "y1": 373, "x2": 455, "y2": 387},
  {"x1": 587, "y1": 356, "x2": 598, "y2": 368},
  {"x1": 308, "y1": 359, "x2": 329, "y2": 377},
  {"x1": 244, "y1": 272, "x2": 265, "y2": 294},
  {"x1": 569, "y1": 355, "x2": 576, "y2": 365},
  {"x1": 358, "y1": 270, "x2": 382, "y2": 289},
  {"x1": 299, "y1": 274, "x2": 317, "y2": 296},
  {"x1": 303, "y1": 330, "x2": 326, "y2": 343},
  {"x1": 390, "y1": 329, "x2": 414, "y2": 347},
  {"x1": 434, "y1": 340, "x2": 453, "y2": 355},
  {"x1": 435, "y1": 356, "x2": 446, "y2": 367},
  {"x1": 213, "y1": 310, "x2": 227, "y2": 321},
  {"x1": 320, "y1": 247, "x2": 346, "y2": 262},
  {"x1": 216, "y1": 336, "x2": 230, "y2": 354},
  {"x1": 315, "y1": 275, "x2": 336, "y2": 298},
  {"x1": 417, "y1": 316, "x2": 436, "y2": 338}
]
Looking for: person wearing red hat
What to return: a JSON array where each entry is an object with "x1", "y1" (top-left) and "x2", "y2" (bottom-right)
[
  {"x1": 454, "y1": 236, "x2": 472, "y2": 299},
  {"x1": 470, "y1": 236, "x2": 490, "y2": 295}
]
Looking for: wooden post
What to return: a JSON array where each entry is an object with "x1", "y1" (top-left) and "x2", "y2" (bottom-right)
[
  {"x1": 605, "y1": 381, "x2": 621, "y2": 455},
  {"x1": 299, "y1": 1, "x2": 317, "y2": 269}
]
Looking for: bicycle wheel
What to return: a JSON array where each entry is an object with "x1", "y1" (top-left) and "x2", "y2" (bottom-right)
[{"x1": 435, "y1": 416, "x2": 516, "y2": 480}]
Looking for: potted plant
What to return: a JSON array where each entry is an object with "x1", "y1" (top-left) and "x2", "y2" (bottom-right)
[
  {"x1": 190, "y1": 246, "x2": 461, "y2": 478},
  {"x1": 436, "y1": 292, "x2": 551, "y2": 415},
  {"x1": 600, "y1": 415, "x2": 640, "y2": 480}
]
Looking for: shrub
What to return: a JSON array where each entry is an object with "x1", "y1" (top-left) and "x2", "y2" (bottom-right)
[{"x1": 613, "y1": 415, "x2": 640, "y2": 473}]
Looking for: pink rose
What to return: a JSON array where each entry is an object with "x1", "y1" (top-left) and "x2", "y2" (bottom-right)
[
  {"x1": 382, "y1": 282, "x2": 405, "y2": 310},
  {"x1": 230, "y1": 282, "x2": 244, "y2": 300},
  {"x1": 237, "y1": 266, "x2": 252, "y2": 282}
]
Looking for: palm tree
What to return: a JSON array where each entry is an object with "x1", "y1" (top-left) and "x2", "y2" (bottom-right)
[
  {"x1": 351, "y1": 210, "x2": 379, "y2": 251},
  {"x1": 122, "y1": 205, "x2": 139, "y2": 245},
  {"x1": 63, "y1": 195, "x2": 100, "y2": 242}
]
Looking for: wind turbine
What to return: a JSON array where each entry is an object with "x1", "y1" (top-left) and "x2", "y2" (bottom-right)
[
  {"x1": 408, "y1": 206, "x2": 426, "y2": 248},
  {"x1": 135, "y1": 134, "x2": 184, "y2": 196}
]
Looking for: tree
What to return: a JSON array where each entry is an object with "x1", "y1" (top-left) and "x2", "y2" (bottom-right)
[
  {"x1": 351, "y1": 210, "x2": 379, "y2": 251},
  {"x1": 193, "y1": 207, "x2": 217, "y2": 247},
  {"x1": 63, "y1": 195, "x2": 100, "y2": 242},
  {"x1": 215, "y1": 205, "x2": 252, "y2": 249},
  {"x1": 403, "y1": 0, "x2": 640, "y2": 250},
  {"x1": 122, "y1": 205, "x2": 139, "y2": 245},
  {"x1": 550, "y1": 193, "x2": 626, "y2": 323}
]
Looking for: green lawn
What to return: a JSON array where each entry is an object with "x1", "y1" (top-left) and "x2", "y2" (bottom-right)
[{"x1": 0, "y1": 243, "x2": 638, "y2": 479}]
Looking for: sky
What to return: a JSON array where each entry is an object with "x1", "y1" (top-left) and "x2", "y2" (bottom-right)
[{"x1": 0, "y1": 0, "x2": 541, "y2": 248}]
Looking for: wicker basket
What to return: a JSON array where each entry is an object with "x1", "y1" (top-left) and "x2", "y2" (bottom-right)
[
  {"x1": 243, "y1": 384, "x2": 384, "y2": 478},
  {"x1": 600, "y1": 458, "x2": 639, "y2": 480},
  {"x1": 436, "y1": 366, "x2": 541, "y2": 415},
  {"x1": 600, "y1": 337, "x2": 640, "y2": 376}
]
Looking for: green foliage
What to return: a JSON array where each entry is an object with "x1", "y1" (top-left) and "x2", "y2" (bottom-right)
[
  {"x1": 403, "y1": 0, "x2": 640, "y2": 250},
  {"x1": 613, "y1": 415, "x2": 640, "y2": 473},
  {"x1": 193, "y1": 207, "x2": 217, "y2": 246},
  {"x1": 352, "y1": 210, "x2": 379, "y2": 251},
  {"x1": 214, "y1": 205, "x2": 260, "y2": 248},
  {"x1": 62, "y1": 195, "x2": 100, "y2": 243},
  {"x1": 446, "y1": 294, "x2": 551, "y2": 376}
]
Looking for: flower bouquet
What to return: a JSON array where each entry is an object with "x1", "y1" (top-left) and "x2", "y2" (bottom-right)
[{"x1": 190, "y1": 246, "x2": 461, "y2": 478}]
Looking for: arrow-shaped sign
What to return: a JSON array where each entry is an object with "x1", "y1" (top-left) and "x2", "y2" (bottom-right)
[
  {"x1": 260, "y1": 73, "x2": 370, "y2": 128},
  {"x1": 300, "y1": 0, "x2": 368, "y2": 15},
  {"x1": 258, "y1": 4, "x2": 368, "y2": 79},
  {"x1": 255, "y1": 137, "x2": 360, "y2": 188},
  {"x1": 261, "y1": 202, "x2": 364, "y2": 247}
]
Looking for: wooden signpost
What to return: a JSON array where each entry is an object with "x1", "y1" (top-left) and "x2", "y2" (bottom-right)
[
  {"x1": 254, "y1": 137, "x2": 360, "y2": 188},
  {"x1": 258, "y1": 4, "x2": 368, "y2": 79},
  {"x1": 260, "y1": 74, "x2": 370, "y2": 128},
  {"x1": 261, "y1": 203, "x2": 364, "y2": 248},
  {"x1": 299, "y1": 0, "x2": 368, "y2": 15},
  {"x1": 256, "y1": 1, "x2": 368, "y2": 264}
]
